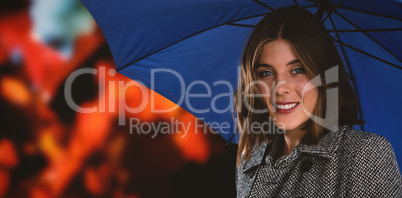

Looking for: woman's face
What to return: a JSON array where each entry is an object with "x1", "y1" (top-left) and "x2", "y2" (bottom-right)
[{"x1": 257, "y1": 39, "x2": 318, "y2": 133}]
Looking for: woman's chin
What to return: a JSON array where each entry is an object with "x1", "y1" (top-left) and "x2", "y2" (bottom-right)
[
  {"x1": 273, "y1": 122, "x2": 287, "y2": 131},
  {"x1": 274, "y1": 122, "x2": 301, "y2": 133}
]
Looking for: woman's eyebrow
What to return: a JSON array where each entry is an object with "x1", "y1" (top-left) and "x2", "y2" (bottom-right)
[
  {"x1": 256, "y1": 63, "x2": 272, "y2": 68},
  {"x1": 256, "y1": 59, "x2": 301, "y2": 68},
  {"x1": 287, "y1": 59, "x2": 301, "y2": 66}
]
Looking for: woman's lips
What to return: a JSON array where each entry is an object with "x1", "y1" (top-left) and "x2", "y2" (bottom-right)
[{"x1": 274, "y1": 102, "x2": 299, "y2": 114}]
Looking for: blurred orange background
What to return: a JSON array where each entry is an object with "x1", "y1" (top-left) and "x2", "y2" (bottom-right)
[{"x1": 0, "y1": 1, "x2": 237, "y2": 197}]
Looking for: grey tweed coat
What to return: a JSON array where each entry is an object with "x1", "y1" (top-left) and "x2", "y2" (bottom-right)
[{"x1": 236, "y1": 126, "x2": 402, "y2": 197}]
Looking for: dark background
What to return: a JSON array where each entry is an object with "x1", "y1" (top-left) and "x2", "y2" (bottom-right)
[{"x1": 0, "y1": 1, "x2": 238, "y2": 197}]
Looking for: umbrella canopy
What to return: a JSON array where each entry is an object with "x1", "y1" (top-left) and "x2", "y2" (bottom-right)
[{"x1": 80, "y1": 0, "x2": 402, "y2": 163}]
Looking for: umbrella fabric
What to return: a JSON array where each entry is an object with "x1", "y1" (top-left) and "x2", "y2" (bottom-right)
[{"x1": 80, "y1": 0, "x2": 402, "y2": 164}]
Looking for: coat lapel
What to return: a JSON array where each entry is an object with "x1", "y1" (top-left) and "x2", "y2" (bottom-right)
[
  {"x1": 241, "y1": 141, "x2": 269, "y2": 173},
  {"x1": 297, "y1": 125, "x2": 348, "y2": 159}
]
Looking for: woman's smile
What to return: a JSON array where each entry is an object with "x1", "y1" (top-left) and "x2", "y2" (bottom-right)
[{"x1": 274, "y1": 102, "x2": 299, "y2": 114}]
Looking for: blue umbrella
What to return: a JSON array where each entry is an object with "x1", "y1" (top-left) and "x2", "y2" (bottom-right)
[{"x1": 80, "y1": 0, "x2": 402, "y2": 164}]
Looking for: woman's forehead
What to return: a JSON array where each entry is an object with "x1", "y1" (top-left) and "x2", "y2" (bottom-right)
[{"x1": 257, "y1": 39, "x2": 299, "y2": 67}]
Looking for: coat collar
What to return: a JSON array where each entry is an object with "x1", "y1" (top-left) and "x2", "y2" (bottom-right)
[
  {"x1": 241, "y1": 141, "x2": 270, "y2": 173},
  {"x1": 297, "y1": 125, "x2": 348, "y2": 157},
  {"x1": 242, "y1": 125, "x2": 349, "y2": 173}
]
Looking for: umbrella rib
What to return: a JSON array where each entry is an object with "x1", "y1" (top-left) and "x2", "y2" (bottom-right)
[
  {"x1": 227, "y1": 23, "x2": 256, "y2": 28},
  {"x1": 252, "y1": 0, "x2": 274, "y2": 10},
  {"x1": 332, "y1": 5, "x2": 402, "y2": 22},
  {"x1": 328, "y1": 14, "x2": 364, "y2": 130},
  {"x1": 292, "y1": 0, "x2": 300, "y2": 7},
  {"x1": 116, "y1": 13, "x2": 267, "y2": 72},
  {"x1": 303, "y1": 5, "x2": 317, "y2": 8},
  {"x1": 328, "y1": 28, "x2": 402, "y2": 32},
  {"x1": 321, "y1": 0, "x2": 345, "y2": 23},
  {"x1": 230, "y1": 13, "x2": 268, "y2": 24},
  {"x1": 227, "y1": 130, "x2": 237, "y2": 144},
  {"x1": 331, "y1": 32, "x2": 344, "y2": 40},
  {"x1": 334, "y1": 11, "x2": 402, "y2": 63},
  {"x1": 331, "y1": 38, "x2": 402, "y2": 70}
]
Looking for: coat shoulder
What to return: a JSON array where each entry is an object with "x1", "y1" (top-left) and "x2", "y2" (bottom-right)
[
  {"x1": 340, "y1": 127, "x2": 402, "y2": 196},
  {"x1": 338, "y1": 127, "x2": 393, "y2": 153},
  {"x1": 342, "y1": 127, "x2": 387, "y2": 141},
  {"x1": 334, "y1": 126, "x2": 397, "y2": 170}
]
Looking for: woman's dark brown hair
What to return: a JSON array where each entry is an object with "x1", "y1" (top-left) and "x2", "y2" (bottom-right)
[{"x1": 235, "y1": 6, "x2": 363, "y2": 166}]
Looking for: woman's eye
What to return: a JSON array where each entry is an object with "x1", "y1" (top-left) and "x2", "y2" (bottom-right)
[
  {"x1": 292, "y1": 67, "x2": 305, "y2": 74},
  {"x1": 259, "y1": 70, "x2": 273, "y2": 78}
]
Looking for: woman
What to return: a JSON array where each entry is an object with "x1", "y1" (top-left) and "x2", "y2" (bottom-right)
[{"x1": 235, "y1": 6, "x2": 402, "y2": 198}]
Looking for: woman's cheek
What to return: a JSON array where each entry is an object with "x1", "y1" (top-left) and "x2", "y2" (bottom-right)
[{"x1": 297, "y1": 77, "x2": 318, "y2": 110}]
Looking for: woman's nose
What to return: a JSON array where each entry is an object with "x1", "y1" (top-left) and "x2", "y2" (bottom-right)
[{"x1": 275, "y1": 77, "x2": 292, "y2": 95}]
